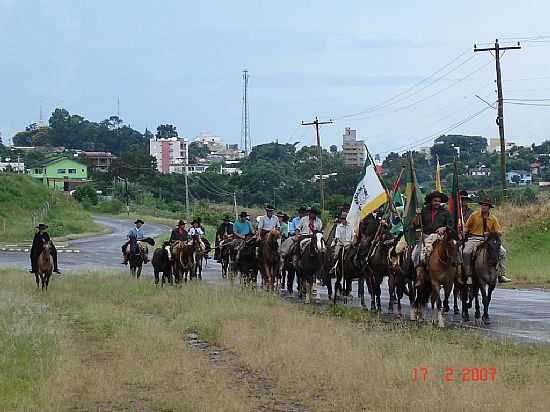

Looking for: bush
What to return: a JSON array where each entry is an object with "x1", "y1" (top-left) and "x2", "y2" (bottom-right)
[
  {"x1": 96, "y1": 199, "x2": 124, "y2": 214},
  {"x1": 73, "y1": 185, "x2": 98, "y2": 205}
]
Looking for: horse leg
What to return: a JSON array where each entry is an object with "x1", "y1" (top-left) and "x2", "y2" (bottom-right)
[
  {"x1": 304, "y1": 279, "x2": 311, "y2": 304},
  {"x1": 154, "y1": 270, "x2": 160, "y2": 285},
  {"x1": 461, "y1": 281, "x2": 470, "y2": 321},
  {"x1": 481, "y1": 282, "x2": 493, "y2": 324},
  {"x1": 287, "y1": 267, "x2": 295, "y2": 295},
  {"x1": 376, "y1": 279, "x2": 382, "y2": 313},
  {"x1": 388, "y1": 272, "x2": 395, "y2": 313},
  {"x1": 45, "y1": 272, "x2": 51, "y2": 291},
  {"x1": 473, "y1": 286, "x2": 481, "y2": 321},
  {"x1": 443, "y1": 286, "x2": 450, "y2": 313},
  {"x1": 35, "y1": 273, "x2": 40, "y2": 289},
  {"x1": 453, "y1": 282, "x2": 460, "y2": 315},
  {"x1": 484, "y1": 284, "x2": 495, "y2": 324}
]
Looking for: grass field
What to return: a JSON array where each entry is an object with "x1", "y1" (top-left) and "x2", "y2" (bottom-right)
[
  {"x1": 0, "y1": 175, "x2": 101, "y2": 244},
  {"x1": 2, "y1": 269, "x2": 550, "y2": 411}
]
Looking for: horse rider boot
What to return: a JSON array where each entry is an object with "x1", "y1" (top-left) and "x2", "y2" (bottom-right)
[
  {"x1": 30, "y1": 223, "x2": 61, "y2": 274},
  {"x1": 122, "y1": 219, "x2": 145, "y2": 264},
  {"x1": 463, "y1": 200, "x2": 510, "y2": 283}
]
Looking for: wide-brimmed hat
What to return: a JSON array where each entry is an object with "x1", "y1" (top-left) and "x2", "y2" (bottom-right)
[
  {"x1": 297, "y1": 206, "x2": 307, "y2": 213},
  {"x1": 223, "y1": 214, "x2": 231, "y2": 221},
  {"x1": 478, "y1": 199, "x2": 494, "y2": 208},
  {"x1": 177, "y1": 219, "x2": 186, "y2": 226},
  {"x1": 424, "y1": 191, "x2": 448, "y2": 204},
  {"x1": 276, "y1": 211, "x2": 284, "y2": 217},
  {"x1": 239, "y1": 211, "x2": 248, "y2": 218},
  {"x1": 265, "y1": 204, "x2": 275, "y2": 211},
  {"x1": 459, "y1": 190, "x2": 469, "y2": 199},
  {"x1": 36, "y1": 223, "x2": 48, "y2": 230},
  {"x1": 134, "y1": 219, "x2": 144, "y2": 225}
]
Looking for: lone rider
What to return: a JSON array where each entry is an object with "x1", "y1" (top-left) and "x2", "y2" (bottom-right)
[
  {"x1": 463, "y1": 199, "x2": 511, "y2": 283},
  {"x1": 121, "y1": 219, "x2": 146, "y2": 264},
  {"x1": 30, "y1": 223, "x2": 61, "y2": 274},
  {"x1": 215, "y1": 215, "x2": 234, "y2": 262}
]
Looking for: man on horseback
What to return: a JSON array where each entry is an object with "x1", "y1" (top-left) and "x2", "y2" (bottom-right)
[
  {"x1": 411, "y1": 191, "x2": 452, "y2": 277},
  {"x1": 121, "y1": 219, "x2": 147, "y2": 264},
  {"x1": 256, "y1": 205, "x2": 280, "y2": 240},
  {"x1": 288, "y1": 206, "x2": 306, "y2": 237},
  {"x1": 215, "y1": 215, "x2": 234, "y2": 262},
  {"x1": 332, "y1": 212, "x2": 354, "y2": 263},
  {"x1": 30, "y1": 223, "x2": 61, "y2": 275},
  {"x1": 463, "y1": 199, "x2": 511, "y2": 283},
  {"x1": 460, "y1": 190, "x2": 474, "y2": 223},
  {"x1": 189, "y1": 220, "x2": 206, "y2": 252},
  {"x1": 170, "y1": 220, "x2": 188, "y2": 243},
  {"x1": 234, "y1": 211, "x2": 254, "y2": 240}
]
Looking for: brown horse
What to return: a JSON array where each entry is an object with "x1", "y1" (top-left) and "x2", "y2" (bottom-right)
[
  {"x1": 260, "y1": 229, "x2": 281, "y2": 291},
  {"x1": 413, "y1": 232, "x2": 460, "y2": 327},
  {"x1": 388, "y1": 243, "x2": 416, "y2": 315},
  {"x1": 296, "y1": 232, "x2": 326, "y2": 304},
  {"x1": 173, "y1": 240, "x2": 195, "y2": 283},
  {"x1": 35, "y1": 240, "x2": 54, "y2": 291}
]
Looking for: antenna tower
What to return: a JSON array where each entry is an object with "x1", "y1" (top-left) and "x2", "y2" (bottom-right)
[{"x1": 241, "y1": 69, "x2": 250, "y2": 154}]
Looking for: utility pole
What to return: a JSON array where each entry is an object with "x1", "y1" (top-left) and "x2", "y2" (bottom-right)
[
  {"x1": 125, "y1": 178, "x2": 129, "y2": 216},
  {"x1": 184, "y1": 163, "x2": 190, "y2": 220},
  {"x1": 232, "y1": 192, "x2": 237, "y2": 219},
  {"x1": 241, "y1": 69, "x2": 251, "y2": 155},
  {"x1": 302, "y1": 117, "x2": 333, "y2": 212},
  {"x1": 474, "y1": 39, "x2": 521, "y2": 199}
]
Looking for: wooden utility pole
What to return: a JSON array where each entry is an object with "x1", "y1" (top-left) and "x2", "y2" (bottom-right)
[
  {"x1": 301, "y1": 117, "x2": 333, "y2": 212},
  {"x1": 474, "y1": 39, "x2": 521, "y2": 199}
]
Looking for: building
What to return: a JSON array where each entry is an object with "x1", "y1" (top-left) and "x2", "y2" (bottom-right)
[
  {"x1": 149, "y1": 137, "x2": 189, "y2": 174},
  {"x1": 29, "y1": 157, "x2": 89, "y2": 191},
  {"x1": 530, "y1": 160, "x2": 542, "y2": 176},
  {"x1": 194, "y1": 132, "x2": 225, "y2": 152},
  {"x1": 506, "y1": 170, "x2": 532, "y2": 185},
  {"x1": 469, "y1": 165, "x2": 492, "y2": 177},
  {"x1": 488, "y1": 138, "x2": 516, "y2": 153},
  {"x1": 78, "y1": 151, "x2": 115, "y2": 173},
  {"x1": 342, "y1": 128, "x2": 366, "y2": 167},
  {"x1": 418, "y1": 146, "x2": 433, "y2": 160},
  {"x1": 0, "y1": 158, "x2": 25, "y2": 172}
]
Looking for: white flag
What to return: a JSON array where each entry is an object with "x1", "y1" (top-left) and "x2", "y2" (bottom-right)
[{"x1": 346, "y1": 164, "x2": 388, "y2": 230}]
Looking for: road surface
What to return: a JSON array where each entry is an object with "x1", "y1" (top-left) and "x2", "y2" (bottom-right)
[{"x1": 1, "y1": 215, "x2": 549, "y2": 344}]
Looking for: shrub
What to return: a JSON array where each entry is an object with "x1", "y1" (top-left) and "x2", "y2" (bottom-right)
[
  {"x1": 73, "y1": 185, "x2": 98, "y2": 205},
  {"x1": 96, "y1": 199, "x2": 124, "y2": 214}
]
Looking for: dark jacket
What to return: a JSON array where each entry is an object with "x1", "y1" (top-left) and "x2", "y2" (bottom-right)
[
  {"x1": 170, "y1": 228, "x2": 188, "y2": 242},
  {"x1": 216, "y1": 222, "x2": 234, "y2": 239},
  {"x1": 30, "y1": 231, "x2": 51, "y2": 258},
  {"x1": 419, "y1": 205, "x2": 452, "y2": 235}
]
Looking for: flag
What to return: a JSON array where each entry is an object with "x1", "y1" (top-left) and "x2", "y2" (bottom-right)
[
  {"x1": 435, "y1": 155, "x2": 442, "y2": 193},
  {"x1": 402, "y1": 152, "x2": 423, "y2": 245},
  {"x1": 447, "y1": 160, "x2": 463, "y2": 233},
  {"x1": 346, "y1": 158, "x2": 388, "y2": 230}
]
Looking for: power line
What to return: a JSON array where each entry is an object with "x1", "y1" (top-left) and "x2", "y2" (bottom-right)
[
  {"x1": 505, "y1": 101, "x2": 550, "y2": 107},
  {"x1": 198, "y1": 174, "x2": 234, "y2": 196}
]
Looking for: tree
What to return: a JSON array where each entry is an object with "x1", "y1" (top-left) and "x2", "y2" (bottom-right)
[
  {"x1": 73, "y1": 184, "x2": 98, "y2": 205},
  {"x1": 188, "y1": 141, "x2": 209, "y2": 163},
  {"x1": 156, "y1": 124, "x2": 178, "y2": 139},
  {"x1": 329, "y1": 145, "x2": 338, "y2": 153}
]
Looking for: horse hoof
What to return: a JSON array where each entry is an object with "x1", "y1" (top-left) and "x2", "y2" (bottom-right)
[
  {"x1": 443, "y1": 306, "x2": 450, "y2": 313},
  {"x1": 475, "y1": 312, "x2": 481, "y2": 319},
  {"x1": 454, "y1": 308, "x2": 460, "y2": 315}
]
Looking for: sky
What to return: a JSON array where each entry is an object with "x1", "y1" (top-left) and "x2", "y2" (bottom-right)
[{"x1": 1, "y1": 0, "x2": 550, "y2": 155}]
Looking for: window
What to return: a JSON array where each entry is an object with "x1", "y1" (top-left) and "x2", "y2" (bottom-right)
[
  {"x1": 68, "y1": 168, "x2": 77, "y2": 174},
  {"x1": 34, "y1": 168, "x2": 41, "y2": 174},
  {"x1": 57, "y1": 168, "x2": 66, "y2": 174}
]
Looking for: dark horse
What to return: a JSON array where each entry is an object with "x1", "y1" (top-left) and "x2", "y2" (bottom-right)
[
  {"x1": 35, "y1": 240, "x2": 54, "y2": 291},
  {"x1": 152, "y1": 241, "x2": 172, "y2": 286},
  {"x1": 333, "y1": 243, "x2": 367, "y2": 307},
  {"x1": 470, "y1": 232, "x2": 501, "y2": 324},
  {"x1": 220, "y1": 238, "x2": 235, "y2": 280},
  {"x1": 388, "y1": 240, "x2": 416, "y2": 316},
  {"x1": 236, "y1": 238, "x2": 258, "y2": 288},
  {"x1": 173, "y1": 240, "x2": 195, "y2": 283},
  {"x1": 366, "y1": 234, "x2": 394, "y2": 312},
  {"x1": 413, "y1": 232, "x2": 460, "y2": 327},
  {"x1": 127, "y1": 235, "x2": 155, "y2": 279},
  {"x1": 296, "y1": 232, "x2": 326, "y2": 304}
]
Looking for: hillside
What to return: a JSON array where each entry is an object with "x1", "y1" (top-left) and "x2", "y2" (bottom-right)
[{"x1": 0, "y1": 175, "x2": 100, "y2": 243}]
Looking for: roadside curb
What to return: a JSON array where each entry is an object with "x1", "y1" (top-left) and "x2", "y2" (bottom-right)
[{"x1": 0, "y1": 247, "x2": 80, "y2": 253}]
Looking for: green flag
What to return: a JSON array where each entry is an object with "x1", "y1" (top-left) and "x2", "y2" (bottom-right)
[
  {"x1": 447, "y1": 160, "x2": 463, "y2": 234},
  {"x1": 403, "y1": 152, "x2": 423, "y2": 245}
]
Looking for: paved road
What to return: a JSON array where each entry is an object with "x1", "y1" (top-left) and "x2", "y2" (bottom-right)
[{"x1": 1, "y1": 216, "x2": 549, "y2": 344}]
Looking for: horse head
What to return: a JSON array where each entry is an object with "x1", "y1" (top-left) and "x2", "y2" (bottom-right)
[
  {"x1": 485, "y1": 232, "x2": 501, "y2": 267},
  {"x1": 314, "y1": 232, "x2": 326, "y2": 254},
  {"x1": 441, "y1": 232, "x2": 459, "y2": 267}
]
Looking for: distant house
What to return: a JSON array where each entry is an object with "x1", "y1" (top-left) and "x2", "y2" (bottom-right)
[
  {"x1": 0, "y1": 158, "x2": 25, "y2": 172},
  {"x1": 506, "y1": 170, "x2": 532, "y2": 185},
  {"x1": 29, "y1": 157, "x2": 90, "y2": 191},
  {"x1": 469, "y1": 165, "x2": 491, "y2": 177},
  {"x1": 78, "y1": 151, "x2": 115, "y2": 173},
  {"x1": 530, "y1": 160, "x2": 542, "y2": 176}
]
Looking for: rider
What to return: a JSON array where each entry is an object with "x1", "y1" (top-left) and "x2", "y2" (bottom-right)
[
  {"x1": 332, "y1": 212, "x2": 354, "y2": 262},
  {"x1": 234, "y1": 211, "x2": 254, "y2": 240},
  {"x1": 121, "y1": 219, "x2": 146, "y2": 264},
  {"x1": 277, "y1": 212, "x2": 289, "y2": 239},
  {"x1": 188, "y1": 220, "x2": 206, "y2": 253},
  {"x1": 195, "y1": 217, "x2": 211, "y2": 257},
  {"x1": 256, "y1": 205, "x2": 280, "y2": 240},
  {"x1": 463, "y1": 199, "x2": 511, "y2": 283},
  {"x1": 29, "y1": 223, "x2": 61, "y2": 274},
  {"x1": 296, "y1": 206, "x2": 323, "y2": 237},
  {"x1": 411, "y1": 191, "x2": 452, "y2": 278},
  {"x1": 170, "y1": 220, "x2": 188, "y2": 242},
  {"x1": 460, "y1": 190, "x2": 474, "y2": 223},
  {"x1": 215, "y1": 215, "x2": 234, "y2": 262},
  {"x1": 288, "y1": 207, "x2": 306, "y2": 236}
]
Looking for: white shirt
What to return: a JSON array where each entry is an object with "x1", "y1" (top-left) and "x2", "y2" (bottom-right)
[
  {"x1": 335, "y1": 223, "x2": 354, "y2": 243},
  {"x1": 188, "y1": 227, "x2": 204, "y2": 237},
  {"x1": 297, "y1": 216, "x2": 323, "y2": 235},
  {"x1": 257, "y1": 214, "x2": 280, "y2": 231}
]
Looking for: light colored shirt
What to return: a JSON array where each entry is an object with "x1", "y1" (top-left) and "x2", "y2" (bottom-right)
[
  {"x1": 128, "y1": 227, "x2": 144, "y2": 240},
  {"x1": 257, "y1": 214, "x2": 280, "y2": 231},
  {"x1": 280, "y1": 222, "x2": 289, "y2": 237},
  {"x1": 233, "y1": 220, "x2": 254, "y2": 236},
  {"x1": 297, "y1": 216, "x2": 323, "y2": 235},
  {"x1": 188, "y1": 227, "x2": 204, "y2": 237},
  {"x1": 335, "y1": 223, "x2": 354, "y2": 243},
  {"x1": 288, "y1": 216, "x2": 301, "y2": 235}
]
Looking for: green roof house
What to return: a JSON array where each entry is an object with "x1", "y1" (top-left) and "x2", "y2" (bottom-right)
[{"x1": 29, "y1": 157, "x2": 90, "y2": 191}]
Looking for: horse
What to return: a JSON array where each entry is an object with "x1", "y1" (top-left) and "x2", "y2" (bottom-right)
[
  {"x1": 35, "y1": 240, "x2": 54, "y2": 291},
  {"x1": 296, "y1": 232, "x2": 326, "y2": 304},
  {"x1": 190, "y1": 237, "x2": 205, "y2": 280},
  {"x1": 260, "y1": 229, "x2": 281, "y2": 291},
  {"x1": 279, "y1": 237, "x2": 297, "y2": 294},
  {"x1": 235, "y1": 238, "x2": 258, "y2": 288},
  {"x1": 470, "y1": 232, "x2": 501, "y2": 324},
  {"x1": 413, "y1": 232, "x2": 460, "y2": 327},
  {"x1": 173, "y1": 240, "x2": 195, "y2": 283},
  {"x1": 388, "y1": 242, "x2": 416, "y2": 315},
  {"x1": 365, "y1": 233, "x2": 394, "y2": 312},
  {"x1": 333, "y1": 243, "x2": 367, "y2": 306},
  {"x1": 127, "y1": 236, "x2": 155, "y2": 279},
  {"x1": 220, "y1": 237, "x2": 234, "y2": 280},
  {"x1": 152, "y1": 241, "x2": 172, "y2": 286}
]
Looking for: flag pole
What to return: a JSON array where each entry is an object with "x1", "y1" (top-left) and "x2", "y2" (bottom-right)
[{"x1": 363, "y1": 144, "x2": 397, "y2": 215}]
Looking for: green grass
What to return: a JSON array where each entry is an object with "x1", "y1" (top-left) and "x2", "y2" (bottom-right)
[
  {"x1": 0, "y1": 175, "x2": 101, "y2": 244},
  {"x1": 505, "y1": 219, "x2": 550, "y2": 288}
]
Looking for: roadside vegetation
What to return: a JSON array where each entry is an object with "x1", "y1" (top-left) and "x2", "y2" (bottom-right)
[
  {"x1": 2, "y1": 268, "x2": 550, "y2": 411},
  {"x1": 0, "y1": 175, "x2": 101, "y2": 244}
]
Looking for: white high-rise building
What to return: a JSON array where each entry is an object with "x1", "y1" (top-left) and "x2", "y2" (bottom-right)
[
  {"x1": 342, "y1": 128, "x2": 366, "y2": 167},
  {"x1": 149, "y1": 137, "x2": 189, "y2": 174}
]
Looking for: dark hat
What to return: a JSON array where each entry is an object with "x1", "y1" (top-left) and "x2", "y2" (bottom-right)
[
  {"x1": 36, "y1": 223, "x2": 48, "y2": 230},
  {"x1": 191, "y1": 219, "x2": 198, "y2": 225},
  {"x1": 424, "y1": 191, "x2": 448, "y2": 204},
  {"x1": 459, "y1": 190, "x2": 469, "y2": 199},
  {"x1": 276, "y1": 211, "x2": 284, "y2": 217},
  {"x1": 478, "y1": 199, "x2": 494, "y2": 208},
  {"x1": 297, "y1": 206, "x2": 307, "y2": 213},
  {"x1": 239, "y1": 211, "x2": 248, "y2": 218},
  {"x1": 134, "y1": 219, "x2": 144, "y2": 225},
  {"x1": 195, "y1": 217, "x2": 202, "y2": 223},
  {"x1": 265, "y1": 204, "x2": 275, "y2": 211},
  {"x1": 177, "y1": 219, "x2": 186, "y2": 226},
  {"x1": 223, "y1": 214, "x2": 231, "y2": 221},
  {"x1": 306, "y1": 206, "x2": 319, "y2": 215}
]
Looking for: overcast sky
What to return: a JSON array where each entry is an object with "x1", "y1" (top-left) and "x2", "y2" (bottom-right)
[{"x1": 1, "y1": 0, "x2": 550, "y2": 154}]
